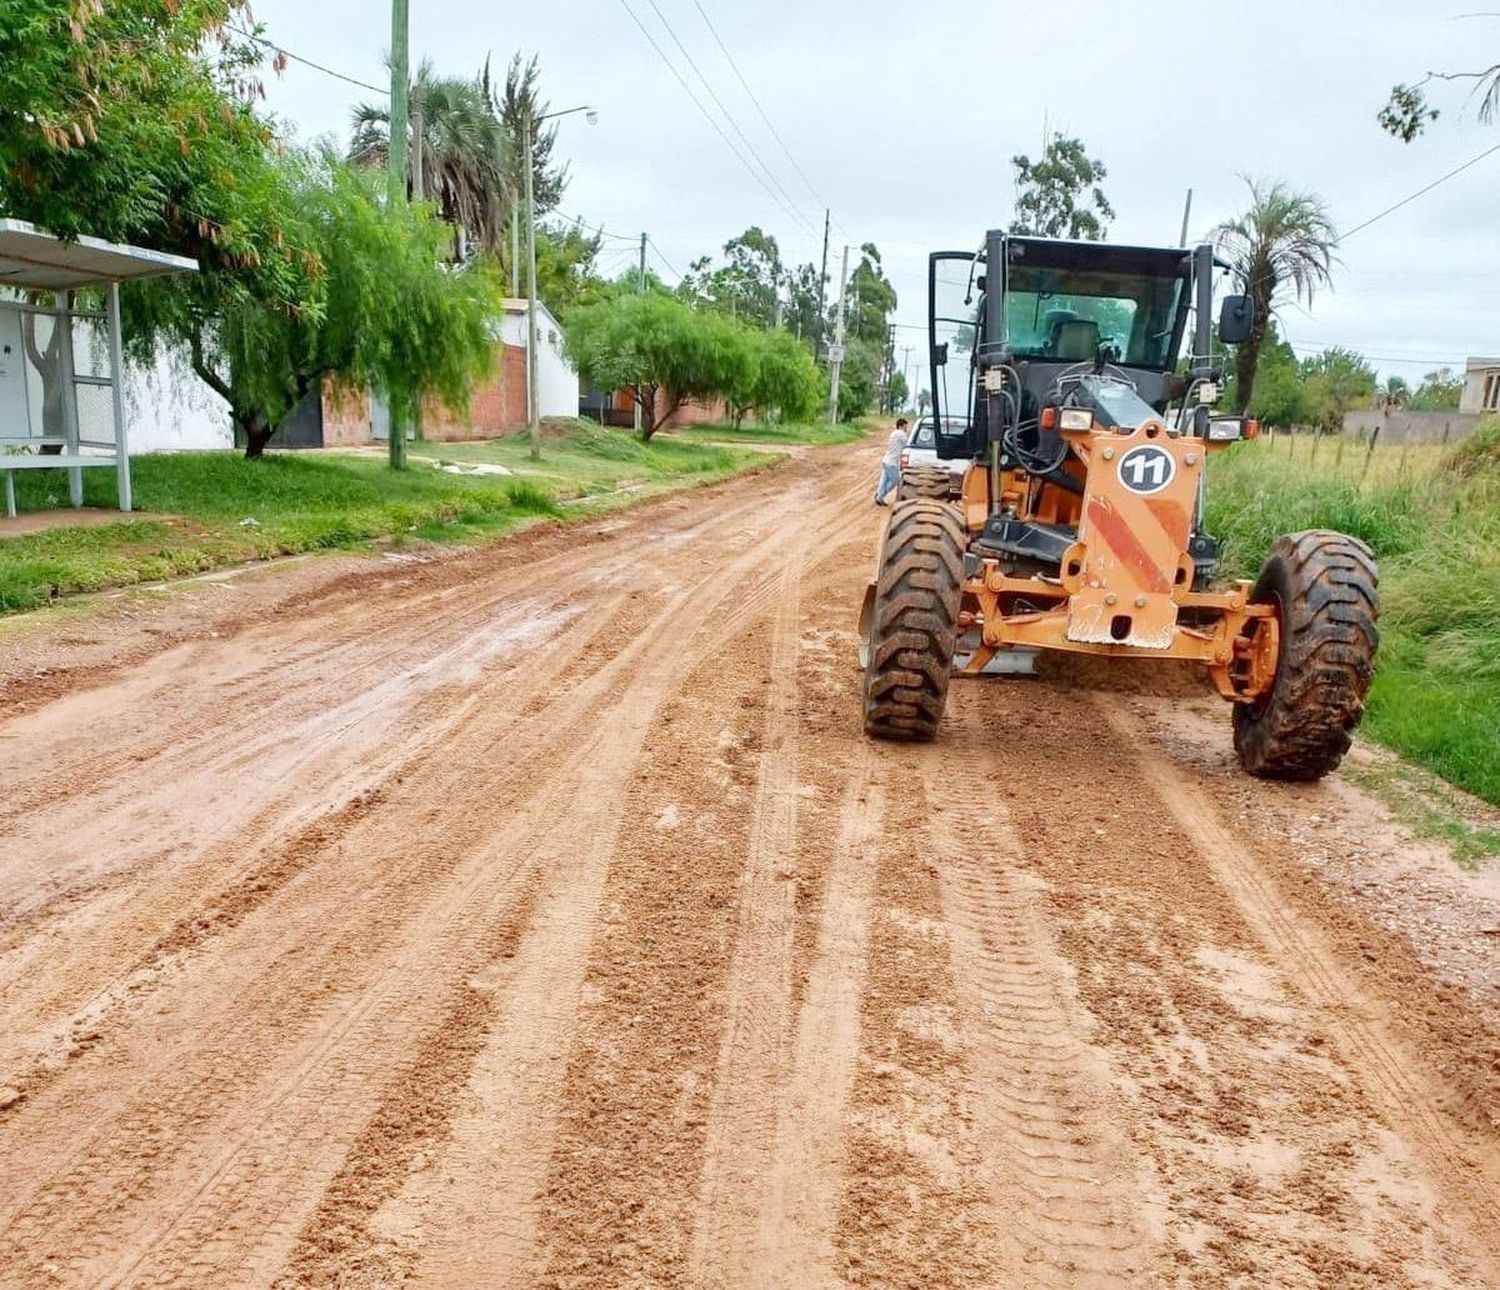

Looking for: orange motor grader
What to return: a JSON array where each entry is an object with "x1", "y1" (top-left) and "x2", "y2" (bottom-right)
[{"x1": 860, "y1": 233, "x2": 1379, "y2": 779}]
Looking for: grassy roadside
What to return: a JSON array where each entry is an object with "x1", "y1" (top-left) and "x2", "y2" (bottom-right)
[
  {"x1": 0, "y1": 420, "x2": 775, "y2": 613},
  {"x1": 659, "y1": 420, "x2": 869, "y2": 447},
  {"x1": 1205, "y1": 423, "x2": 1500, "y2": 812}
]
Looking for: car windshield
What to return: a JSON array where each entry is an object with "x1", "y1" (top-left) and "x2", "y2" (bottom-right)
[{"x1": 1004, "y1": 266, "x2": 1184, "y2": 369}]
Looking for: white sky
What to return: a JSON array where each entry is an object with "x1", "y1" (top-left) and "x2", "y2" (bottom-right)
[{"x1": 248, "y1": 0, "x2": 1499, "y2": 381}]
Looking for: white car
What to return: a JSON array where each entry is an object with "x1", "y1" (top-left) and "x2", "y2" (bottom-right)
[{"x1": 899, "y1": 416, "x2": 969, "y2": 497}]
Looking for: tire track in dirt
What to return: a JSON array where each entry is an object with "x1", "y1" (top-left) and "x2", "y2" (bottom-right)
[
  {"x1": 978, "y1": 672, "x2": 1494, "y2": 1286},
  {"x1": 750, "y1": 740, "x2": 882, "y2": 1287},
  {"x1": 920, "y1": 696, "x2": 1153, "y2": 1285},
  {"x1": 0, "y1": 462, "x2": 858, "y2": 1278},
  {"x1": 95, "y1": 495, "x2": 835, "y2": 1288},
  {"x1": 687, "y1": 546, "x2": 808, "y2": 1288},
  {"x1": 311, "y1": 474, "x2": 869, "y2": 1288},
  {"x1": 1098, "y1": 693, "x2": 1500, "y2": 1278}
]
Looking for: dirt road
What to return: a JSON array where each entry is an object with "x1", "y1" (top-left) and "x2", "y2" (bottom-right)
[{"x1": 2, "y1": 442, "x2": 1499, "y2": 1288}]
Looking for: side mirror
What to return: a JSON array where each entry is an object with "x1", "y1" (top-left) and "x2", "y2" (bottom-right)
[
  {"x1": 933, "y1": 342, "x2": 949, "y2": 367},
  {"x1": 1218, "y1": 295, "x2": 1255, "y2": 345}
]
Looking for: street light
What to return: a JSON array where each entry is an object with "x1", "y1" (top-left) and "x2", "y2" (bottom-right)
[{"x1": 525, "y1": 104, "x2": 597, "y2": 460}]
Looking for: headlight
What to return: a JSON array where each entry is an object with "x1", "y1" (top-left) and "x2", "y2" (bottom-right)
[
  {"x1": 1207, "y1": 418, "x2": 1244, "y2": 442},
  {"x1": 1059, "y1": 408, "x2": 1093, "y2": 431}
]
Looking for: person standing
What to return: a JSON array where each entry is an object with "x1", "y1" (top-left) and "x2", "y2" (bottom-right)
[{"x1": 875, "y1": 417, "x2": 909, "y2": 506}]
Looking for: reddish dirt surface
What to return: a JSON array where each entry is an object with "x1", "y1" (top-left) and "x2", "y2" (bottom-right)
[{"x1": 2, "y1": 440, "x2": 1499, "y2": 1288}]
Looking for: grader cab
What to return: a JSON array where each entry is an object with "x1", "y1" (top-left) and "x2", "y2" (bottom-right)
[{"x1": 860, "y1": 232, "x2": 1379, "y2": 780}]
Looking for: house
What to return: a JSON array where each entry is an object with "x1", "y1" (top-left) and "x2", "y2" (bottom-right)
[{"x1": 1460, "y1": 357, "x2": 1500, "y2": 416}]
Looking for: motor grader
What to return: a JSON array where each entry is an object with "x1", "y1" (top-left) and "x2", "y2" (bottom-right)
[{"x1": 860, "y1": 233, "x2": 1379, "y2": 779}]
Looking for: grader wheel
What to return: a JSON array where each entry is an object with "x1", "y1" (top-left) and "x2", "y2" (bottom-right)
[
  {"x1": 861, "y1": 499, "x2": 965, "y2": 741},
  {"x1": 897, "y1": 465, "x2": 954, "y2": 500},
  {"x1": 1233, "y1": 530, "x2": 1380, "y2": 780}
]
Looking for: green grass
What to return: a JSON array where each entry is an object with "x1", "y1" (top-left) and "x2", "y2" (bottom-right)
[
  {"x1": 657, "y1": 420, "x2": 869, "y2": 447},
  {"x1": 1205, "y1": 422, "x2": 1500, "y2": 807},
  {"x1": 0, "y1": 420, "x2": 773, "y2": 613}
]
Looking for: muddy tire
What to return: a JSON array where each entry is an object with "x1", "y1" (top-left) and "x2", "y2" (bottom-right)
[
  {"x1": 862, "y1": 499, "x2": 966, "y2": 741},
  {"x1": 1233, "y1": 530, "x2": 1379, "y2": 781},
  {"x1": 897, "y1": 465, "x2": 954, "y2": 500}
]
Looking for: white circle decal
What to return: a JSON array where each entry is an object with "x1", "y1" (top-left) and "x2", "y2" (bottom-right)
[{"x1": 1117, "y1": 444, "x2": 1176, "y2": 495}]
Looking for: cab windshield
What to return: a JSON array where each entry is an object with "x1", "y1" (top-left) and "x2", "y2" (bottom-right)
[{"x1": 1003, "y1": 267, "x2": 1184, "y2": 369}]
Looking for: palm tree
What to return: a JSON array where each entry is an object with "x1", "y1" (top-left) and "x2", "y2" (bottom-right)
[
  {"x1": 350, "y1": 62, "x2": 511, "y2": 260},
  {"x1": 1215, "y1": 180, "x2": 1337, "y2": 415}
]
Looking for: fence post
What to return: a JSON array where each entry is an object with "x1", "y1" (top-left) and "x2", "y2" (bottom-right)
[
  {"x1": 1361, "y1": 425, "x2": 1380, "y2": 484},
  {"x1": 1335, "y1": 434, "x2": 1346, "y2": 469},
  {"x1": 1310, "y1": 426, "x2": 1322, "y2": 463},
  {"x1": 1442, "y1": 419, "x2": 1451, "y2": 446}
]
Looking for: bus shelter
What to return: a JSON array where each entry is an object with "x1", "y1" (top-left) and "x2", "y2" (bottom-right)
[{"x1": 0, "y1": 219, "x2": 197, "y2": 518}]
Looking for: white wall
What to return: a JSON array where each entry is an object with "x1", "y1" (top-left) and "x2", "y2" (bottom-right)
[
  {"x1": 499, "y1": 300, "x2": 580, "y2": 419},
  {"x1": 1461, "y1": 359, "x2": 1500, "y2": 416},
  {"x1": 1, "y1": 306, "x2": 229, "y2": 453},
  {"x1": 122, "y1": 345, "x2": 232, "y2": 452}
]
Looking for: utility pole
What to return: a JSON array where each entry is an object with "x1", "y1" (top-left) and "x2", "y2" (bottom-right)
[
  {"x1": 525, "y1": 107, "x2": 541, "y2": 460},
  {"x1": 635, "y1": 231, "x2": 646, "y2": 437},
  {"x1": 411, "y1": 83, "x2": 424, "y2": 202},
  {"x1": 901, "y1": 345, "x2": 914, "y2": 412},
  {"x1": 386, "y1": 0, "x2": 410, "y2": 471},
  {"x1": 1178, "y1": 188, "x2": 1193, "y2": 248},
  {"x1": 828, "y1": 244, "x2": 849, "y2": 426},
  {"x1": 511, "y1": 193, "x2": 520, "y2": 297},
  {"x1": 816, "y1": 208, "x2": 830, "y2": 361}
]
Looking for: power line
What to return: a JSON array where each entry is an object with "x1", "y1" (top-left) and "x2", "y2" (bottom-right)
[
  {"x1": 615, "y1": 0, "x2": 817, "y2": 242},
  {"x1": 225, "y1": 23, "x2": 388, "y2": 97},
  {"x1": 687, "y1": 0, "x2": 830, "y2": 217},
  {"x1": 558, "y1": 212, "x2": 640, "y2": 242},
  {"x1": 1341, "y1": 138, "x2": 1500, "y2": 240},
  {"x1": 640, "y1": 0, "x2": 818, "y2": 237},
  {"x1": 648, "y1": 238, "x2": 683, "y2": 281}
]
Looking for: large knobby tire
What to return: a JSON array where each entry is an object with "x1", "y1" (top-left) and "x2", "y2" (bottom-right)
[
  {"x1": 897, "y1": 464, "x2": 953, "y2": 500},
  {"x1": 1233, "y1": 530, "x2": 1380, "y2": 780},
  {"x1": 862, "y1": 499, "x2": 965, "y2": 741}
]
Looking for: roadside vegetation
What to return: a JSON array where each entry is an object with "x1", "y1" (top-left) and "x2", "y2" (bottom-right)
[
  {"x1": 1206, "y1": 422, "x2": 1500, "y2": 809},
  {"x1": 659, "y1": 421, "x2": 867, "y2": 447},
  {"x1": 0, "y1": 423, "x2": 772, "y2": 613}
]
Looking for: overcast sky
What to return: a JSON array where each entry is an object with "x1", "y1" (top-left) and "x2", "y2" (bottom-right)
[{"x1": 249, "y1": 0, "x2": 1499, "y2": 382}]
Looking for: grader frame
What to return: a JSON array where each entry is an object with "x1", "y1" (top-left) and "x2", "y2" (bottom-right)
[{"x1": 861, "y1": 231, "x2": 1377, "y2": 781}]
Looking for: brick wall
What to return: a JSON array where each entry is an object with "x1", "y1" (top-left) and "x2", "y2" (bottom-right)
[
  {"x1": 322, "y1": 386, "x2": 373, "y2": 447},
  {"x1": 423, "y1": 345, "x2": 527, "y2": 442}
]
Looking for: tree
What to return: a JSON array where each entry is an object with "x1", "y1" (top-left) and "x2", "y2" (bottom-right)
[
  {"x1": 1299, "y1": 347, "x2": 1377, "y2": 432},
  {"x1": 130, "y1": 156, "x2": 497, "y2": 456},
  {"x1": 533, "y1": 221, "x2": 607, "y2": 317},
  {"x1": 887, "y1": 370, "x2": 910, "y2": 414},
  {"x1": 1009, "y1": 135, "x2": 1114, "y2": 240},
  {"x1": 1214, "y1": 179, "x2": 1337, "y2": 415},
  {"x1": 565, "y1": 292, "x2": 752, "y2": 438},
  {"x1": 681, "y1": 226, "x2": 784, "y2": 329},
  {"x1": 1224, "y1": 322, "x2": 1305, "y2": 426},
  {"x1": 725, "y1": 328, "x2": 820, "y2": 426},
  {"x1": 1381, "y1": 375, "x2": 1410, "y2": 409},
  {"x1": 489, "y1": 53, "x2": 569, "y2": 217},
  {"x1": 782, "y1": 261, "x2": 826, "y2": 348},
  {"x1": 846, "y1": 243, "x2": 897, "y2": 346},
  {"x1": 1379, "y1": 17, "x2": 1499, "y2": 141},
  {"x1": 350, "y1": 63, "x2": 511, "y2": 259},
  {"x1": 0, "y1": 0, "x2": 268, "y2": 247},
  {"x1": 1410, "y1": 367, "x2": 1463, "y2": 411}
]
